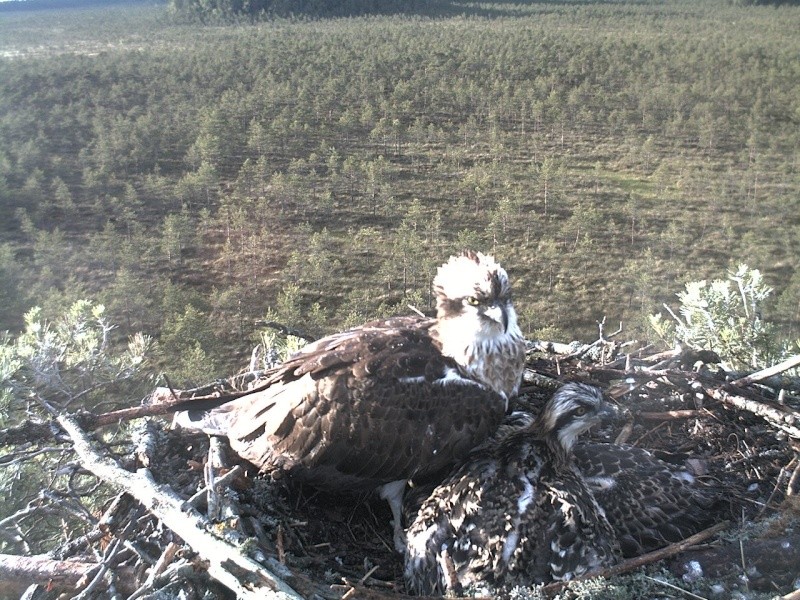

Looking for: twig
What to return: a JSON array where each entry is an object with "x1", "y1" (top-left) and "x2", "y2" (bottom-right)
[
  {"x1": 0, "y1": 446, "x2": 68, "y2": 466},
  {"x1": 72, "y1": 537, "x2": 122, "y2": 599},
  {"x1": 607, "y1": 322, "x2": 624, "y2": 339},
  {"x1": 56, "y1": 413, "x2": 305, "y2": 599},
  {"x1": 276, "y1": 524, "x2": 286, "y2": 565},
  {"x1": 739, "y1": 538, "x2": 749, "y2": 592},
  {"x1": 358, "y1": 564, "x2": 381, "y2": 586},
  {"x1": 640, "y1": 348, "x2": 681, "y2": 363},
  {"x1": 642, "y1": 575, "x2": 708, "y2": 600},
  {"x1": 787, "y1": 456, "x2": 800, "y2": 496},
  {"x1": 0, "y1": 501, "x2": 41, "y2": 531},
  {"x1": 145, "y1": 542, "x2": 181, "y2": 587},
  {"x1": 730, "y1": 354, "x2": 800, "y2": 387},
  {"x1": 127, "y1": 560, "x2": 195, "y2": 600},
  {"x1": 75, "y1": 387, "x2": 238, "y2": 430},
  {"x1": 407, "y1": 304, "x2": 426, "y2": 318},
  {"x1": 162, "y1": 373, "x2": 181, "y2": 402},
  {"x1": 256, "y1": 320, "x2": 317, "y2": 343},
  {"x1": 632, "y1": 420, "x2": 669, "y2": 447},
  {"x1": 541, "y1": 521, "x2": 729, "y2": 597},
  {"x1": 638, "y1": 410, "x2": 707, "y2": 420},
  {"x1": 662, "y1": 303, "x2": 686, "y2": 328},
  {"x1": 49, "y1": 528, "x2": 106, "y2": 561},
  {"x1": 759, "y1": 456, "x2": 797, "y2": 517},
  {"x1": 614, "y1": 420, "x2": 634, "y2": 445},
  {"x1": 704, "y1": 385, "x2": 800, "y2": 439},
  {"x1": 185, "y1": 464, "x2": 245, "y2": 509}
]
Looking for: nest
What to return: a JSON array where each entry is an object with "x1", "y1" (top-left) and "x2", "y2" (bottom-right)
[{"x1": 2, "y1": 342, "x2": 799, "y2": 600}]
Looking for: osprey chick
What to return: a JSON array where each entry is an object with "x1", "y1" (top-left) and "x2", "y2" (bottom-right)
[
  {"x1": 404, "y1": 383, "x2": 620, "y2": 595},
  {"x1": 175, "y1": 250, "x2": 525, "y2": 551},
  {"x1": 482, "y1": 401, "x2": 723, "y2": 558},
  {"x1": 574, "y1": 442, "x2": 722, "y2": 557}
]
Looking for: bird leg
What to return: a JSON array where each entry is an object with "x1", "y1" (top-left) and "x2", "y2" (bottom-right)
[{"x1": 378, "y1": 479, "x2": 408, "y2": 553}]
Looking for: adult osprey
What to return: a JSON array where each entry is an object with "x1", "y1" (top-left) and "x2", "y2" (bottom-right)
[
  {"x1": 404, "y1": 383, "x2": 621, "y2": 595},
  {"x1": 175, "y1": 250, "x2": 526, "y2": 551}
]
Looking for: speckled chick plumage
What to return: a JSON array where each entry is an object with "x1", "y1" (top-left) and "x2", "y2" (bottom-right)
[
  {"x1": 404, "y1": 383, "x2": 621, "y2": 595},
  {"x1": 453, "y1": 394, "x2": 723, "y2": 560},
  {"x1": 574, "y1": 442, "x2": 721, "y2": 557}
]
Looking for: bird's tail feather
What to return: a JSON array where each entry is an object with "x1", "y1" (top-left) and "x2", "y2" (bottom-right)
[{"x1": 172, "y1": 403, "x2": 235, "y2": 437}]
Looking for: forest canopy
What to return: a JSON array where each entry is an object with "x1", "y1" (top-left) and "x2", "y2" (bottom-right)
[
  {"x1": 0, "y1": 0, "x2": 799, "y2": 385},
  {"x1": 1, "y1": 4, "x2": 800, "y2": 594},
  {"x1": 165, "y1": 0, "x2": 800, "y2": 21},
  {"x1": 164, "y1": 0, "x2": 800, "y2": 21}
]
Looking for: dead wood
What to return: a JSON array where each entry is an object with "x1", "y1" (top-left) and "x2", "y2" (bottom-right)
[
  {"x1": 637, "y1": 409, "x2": 707, "y2": 420},
  {"x1": 540, "y1": 521, "x2": 730, "y2": 597},
  {"x1": 0, "y1": 553, "x2": 136, "y2": 596},
  {"x1": 56, "y1": 413, "x2": 305, "y2": 599},
  {"x1": 730, "y1": 354, "x2": 800, "y2": 387},
  {"x1": 704, "y1": 385, "x2": 800, "y2": 439},
  {"x1": 256, "y1": 320, "x2": 317, "y2": 344}
]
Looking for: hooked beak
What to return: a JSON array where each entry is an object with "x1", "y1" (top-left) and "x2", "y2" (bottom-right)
[
  {"x1": 483, "y1": 302, "x2": 509, "y2": 332},
  {"x1": 598, "y1": 402, "x2": 621, "y2": 426}
]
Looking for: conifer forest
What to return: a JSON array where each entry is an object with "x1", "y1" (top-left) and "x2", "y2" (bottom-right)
[
  {"x1": 2, "y1": 1, "x2": 800, "y2": 598},
  {"x1": 1, "y1": 0, "x2": 798, "y2": 382}
]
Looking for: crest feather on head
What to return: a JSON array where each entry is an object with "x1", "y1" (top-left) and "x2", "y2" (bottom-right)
[{"x1": 433, "y1": 250, "x2": 509, "y2": 300}]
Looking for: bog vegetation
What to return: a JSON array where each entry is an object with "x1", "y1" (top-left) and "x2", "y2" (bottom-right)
[
  {"x1": 1, "y1": 3, "x2": 800, "y2": 595},
  {"x1": 0, "y1": 0, "x2": 799, "y2": 388}
]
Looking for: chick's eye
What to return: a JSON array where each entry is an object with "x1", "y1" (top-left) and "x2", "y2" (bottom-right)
[{"x1": 466, "y1": 296, "x2": 480, "y2": 306}]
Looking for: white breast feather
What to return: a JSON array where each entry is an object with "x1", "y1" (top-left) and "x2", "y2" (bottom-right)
[{"x1": 585, "y1": 476, "x2": 616, "y2": 492}]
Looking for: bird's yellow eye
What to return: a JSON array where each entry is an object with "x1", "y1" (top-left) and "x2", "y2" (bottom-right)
[{"x1": 466, "y1": 296, "x2": 480, "y2": 306}]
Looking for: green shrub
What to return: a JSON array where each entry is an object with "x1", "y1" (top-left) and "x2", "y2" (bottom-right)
[{"x1": 649, "y1": 265, "x2": 796, "y2": 371}]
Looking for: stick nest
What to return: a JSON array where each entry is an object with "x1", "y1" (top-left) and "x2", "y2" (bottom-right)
[{"x1": 4, "y1": 342, "x2": 800, "y2": 600}]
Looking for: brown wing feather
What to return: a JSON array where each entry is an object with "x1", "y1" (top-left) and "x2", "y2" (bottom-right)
[
  {"x1": 574, "y1": 442, "x2": 722, "y2": 556},
  {"x1": 220, "y1": 319, "x2": 505, "y2": 491},
  {"x1": 271, "y1": 316, "x2": 434, "y2": 382}
]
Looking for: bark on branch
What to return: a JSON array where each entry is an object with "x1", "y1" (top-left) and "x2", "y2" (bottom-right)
[
  {"x1": 56, "y1": 413, "x2": 304, "y2": 599},
  {"x1": 703, "y1": 385, "x2": 800, "y2": 439},
  {"x1": 730, "y1": 354, "x2": 800, "y2": 388},
  {"x1": 0, "y1": 553, "x2": 136, "y2": 597}
]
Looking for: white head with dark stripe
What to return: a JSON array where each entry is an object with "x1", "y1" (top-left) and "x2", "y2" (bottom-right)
[
  {"x1": 433, "y1": 250, "x2": 519, "y2": 340},
  {"x1": 535, "y1": 383, "x2": 616, "y2": 464},
  {"x1": 431, "y1": 251, "x2": 525, "y2": 398}
]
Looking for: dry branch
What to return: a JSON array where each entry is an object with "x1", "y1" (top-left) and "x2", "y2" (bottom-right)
[
  {"x1": 0, "y1": 553, "x2": 136, "y2": 597},
  {"x1": 730, "y1": 354, "x2": 800, "y2": 387},
  {"x1": 541, "y1": 521, "x2": 730, "y2": 597},
  {"x1": 638, "y1": 409, "x2": 707, "y2": 420},
  {"x1": 703, "y1": 385, "x2": 800, "y2": 439},
  {"x1": 56, "y1": 413, "x2": 305, "y2": 599},
  {"x1": 257, "y1": 320, "x2": 317, "y2": 343}
]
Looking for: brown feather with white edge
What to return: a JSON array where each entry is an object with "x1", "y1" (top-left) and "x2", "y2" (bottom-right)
[{"x1": 174, "y1": 251, "x2": 526, "y2": 551}]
